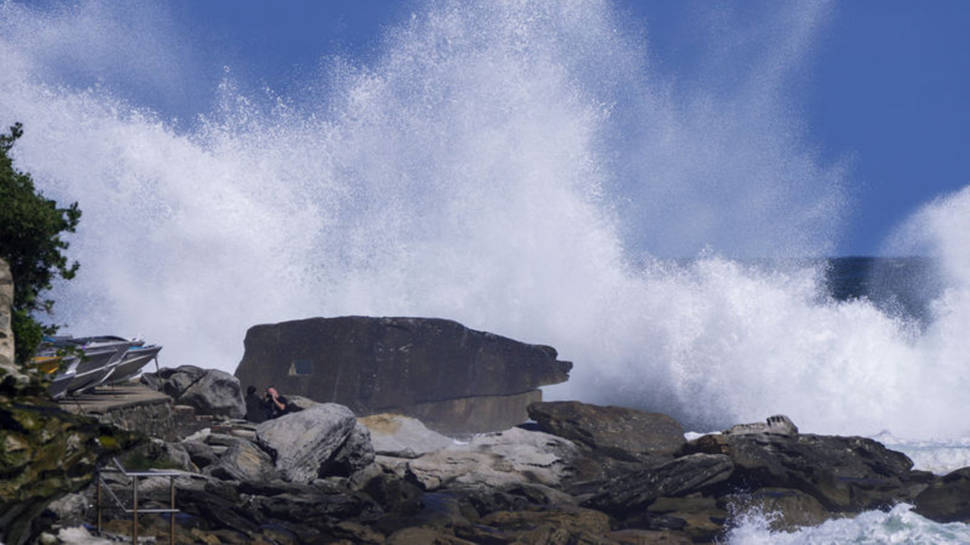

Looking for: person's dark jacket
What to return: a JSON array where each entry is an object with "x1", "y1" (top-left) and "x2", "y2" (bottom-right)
[{"x1": 245, "y1": 390, "x2": 268, "y2": 423}]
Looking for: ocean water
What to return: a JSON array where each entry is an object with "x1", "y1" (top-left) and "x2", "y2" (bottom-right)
[
  {"x1": 727, "y1": 504, "x2": 970, "y2": 545},
  {"x1": 2, "y1": 2, "x2": 970, "y2": 541}
]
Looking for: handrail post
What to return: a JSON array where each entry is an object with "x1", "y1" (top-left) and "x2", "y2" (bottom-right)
[
  {"x1": 132, "y1": 476, "x2": 138, "y2": 545},
  {"x1": 169, "y1": 476, "x2": 175, "y2": 545},
  {"x1": 97, "y1": 458, "x2": 184, "y2": 544}
]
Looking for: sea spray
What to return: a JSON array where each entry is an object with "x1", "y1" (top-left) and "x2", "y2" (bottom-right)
[
  {"x1": 726, "y1": 504, "x2": 970, "y2": 545},
  {"x1": 1, "y1": 0, "x2": 969, "y2": 440}
]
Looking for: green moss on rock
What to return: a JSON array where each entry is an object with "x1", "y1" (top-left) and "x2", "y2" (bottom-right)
[{"x1": 0, "y1": 393, "x2": 143, "y2": 545}]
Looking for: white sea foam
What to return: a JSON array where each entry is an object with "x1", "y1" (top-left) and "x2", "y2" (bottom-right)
[
  {"x1": 727, "y1": 504, "x2": 970, "y2": 545},
  {"x1": 0, "y1": 0, "x2": 968, "y2": 440},
  {"x1": 875, "y1": 431, "x2": 970, "y2": 475}
]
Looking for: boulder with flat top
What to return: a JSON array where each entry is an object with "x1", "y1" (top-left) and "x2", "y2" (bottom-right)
[
  {"x1": 528, "y1": 401, "x2": 686, "y2": 462},
  {"x1": 234, "y1": 316, "x2": 572, "y2": 433}
]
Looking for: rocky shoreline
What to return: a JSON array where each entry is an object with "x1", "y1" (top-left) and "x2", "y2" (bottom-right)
[
  {"x1": 4, "y1": 256, "x2": 970, "y2": 545},
  {"x1": 16, "y1": 380, "x2": 970, "y2": 545}
]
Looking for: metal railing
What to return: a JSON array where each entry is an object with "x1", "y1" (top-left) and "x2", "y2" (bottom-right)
[{"x1": 96, "y1": 458, "x2": 186, "y2": 545}]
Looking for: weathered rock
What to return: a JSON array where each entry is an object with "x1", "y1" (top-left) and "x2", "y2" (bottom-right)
[
  {"x1": 407, "y1": 427, "x2": 580, "y2": 490},
  {"x1": 255, "y1": 402, "x2": 357, "y2": 483},
  {"x1": 175, "y1": 479, "x2": 264, "y2": 534},
  {"x1": 252, "y1": 485, "x2": 383, "y2": 530},
  {"x1": 43, "y1": 493, "x2": 88, "y2": 527},
  {"x1": 386, "y1": 527, "x2": 475, "y2": 545},
  {"x1": 724, "y1": 415, "x2": 798, "y2": 437},
  {"x1": 528, "y1": 401, "x2": 686, "y2": 461},
  {"x1": 360, "y1": 471, "x2": 424, "y2": 518},
  {"x1": 142, "y1": 365, "x2": 246, "y2": 418},
  {"x1": 682, "y1": 431, "x2": 928, "y2": 512},
  {"x1": 373, "y1": 454, "x2": 411, "y2": 480},
  {"x1": 208, "y1": 439, "x2": 278, "y2": 482},
  {"x1": 286, "y1": 394, "x2": 320, "y2": 411},
  {"x1": 204, "y1": 432, "x2": 239, "y2": 448},
  {"x1": 607, "y1": 529, "x2": 693, "y2": 545},
  {"x1": 126, "y1": 438, "x2": 195, "y2": 472},
  {"x1": 637, "y1": 494, "x2": 728, "y2": 542},
  {"x1": 234, "y1": 316, "x2": 572, "y2": 433},
  {"x1": 719, "y1": 487, "x2": 833, "y2": 530},
  {"x1": 180, "y1": 440, "x2": 219, "y2": 469},
  {"x1": 584, "y1": 454, "x2": 733, "y2": 515},
  {"x1": 914, "y1": 467, "x2": 970, "y2": 522},
  {"x1": 450, "y1": 482, "x2": 577, "y2": 520},
  {"x1": 398, "y1": 390, "x2": 544, "y2": 435},
  {"x1": 143, "y1": 365, "x2": 205, "y2": 398},
  {"x1": 328, "y1": 521, "x2": 386, "y2": 545},
  {"x1": 0, "y1": 258, "x2": 25, "y2": 389},
  {"x1": 360, "y1": 413, "x2": 454, "y2": 458},
  {"x1": 326, "y1": 421, "x2": 376, "y2": 477},
  {"x1": 477, "y1": 506, "x2": 613, "y2": 543},
  {"x1": 0, "y1": 398, "x2": 141, "y2": 545},
  {"x1": 178, "y1": 369, "x2": 246, "y2": 418}
]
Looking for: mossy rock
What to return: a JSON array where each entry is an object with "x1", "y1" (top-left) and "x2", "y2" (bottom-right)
[{"x1": 0, "y1": 395, "x2": 144, "y2": 545}]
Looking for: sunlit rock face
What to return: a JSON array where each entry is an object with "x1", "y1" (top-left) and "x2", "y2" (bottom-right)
[
  {"x1": 234, "y1": 316, "x2": 572, "y2": 433},
  {"x1": 0, "y1": 258, "x2": 22, "y2": 387}
]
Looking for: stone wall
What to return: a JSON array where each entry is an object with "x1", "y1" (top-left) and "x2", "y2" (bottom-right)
[
  {"x1": 82, "y1": 401, "x2": 219, "y2": 442},
  {"x1": 88, "y1": 398, "x2": 178, "y2": 441},
  {"x1": 55, "y1": 384, "x2": 216, "y2": 442}
]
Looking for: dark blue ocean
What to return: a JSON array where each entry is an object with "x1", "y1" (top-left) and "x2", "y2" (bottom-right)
[{"x1": 824, "y1": 257, "x2": 939, "y2": 323}]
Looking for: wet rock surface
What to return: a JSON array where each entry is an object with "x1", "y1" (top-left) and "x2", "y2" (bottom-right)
[
  {"x1": 914, "y1": 467, "x2": 970, "y2": 522},
  {"x1": 681, "y1": 428, "x2": 928, "y2": 511},
  {"x1": 584, "y1": 454, "x2": 734, "y2": 515}
]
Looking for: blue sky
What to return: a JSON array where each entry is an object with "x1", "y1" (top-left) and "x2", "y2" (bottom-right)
[{"x1": 8, "y1": 0, "x2": 970, "y2": 256}]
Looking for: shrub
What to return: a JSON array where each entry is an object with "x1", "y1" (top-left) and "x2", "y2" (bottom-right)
[{"x1": 0, "y1": 123, "x2": 81, "y2": 364}]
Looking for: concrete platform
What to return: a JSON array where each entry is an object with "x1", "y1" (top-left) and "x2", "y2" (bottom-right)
[{"x1": 57, "y1": 382, "x2": 172, "y2": 415}]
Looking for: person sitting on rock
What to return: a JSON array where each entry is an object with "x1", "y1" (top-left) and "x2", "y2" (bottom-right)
[
  {"x1": 264, "y1": 386, "x2": 290, "y2": 419},
  {"x1": 245, "y1": 385, "x2": 268, "y2": 423}
]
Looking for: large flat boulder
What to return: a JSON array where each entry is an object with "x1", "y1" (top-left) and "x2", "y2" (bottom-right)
[
  {"x1": 682, "y1": 429, "x2": 930, "y2": 512},
  {"x1": 404, "y1": 427, "x2": 580, "y2": 490},
  {"x1": 359, "y1": 413, "x2": 454, "y2": 458},
  {"x1": 234, "y1": 316, "x2": 572, "y2": 433},
  {"x1": 528, "y1": 401, "x2": 685, "y2": 461}
]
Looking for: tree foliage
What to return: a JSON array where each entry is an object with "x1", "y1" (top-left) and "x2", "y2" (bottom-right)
[{"x1": 0, "y1": 123, "x2": 81, "y2": 364}]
